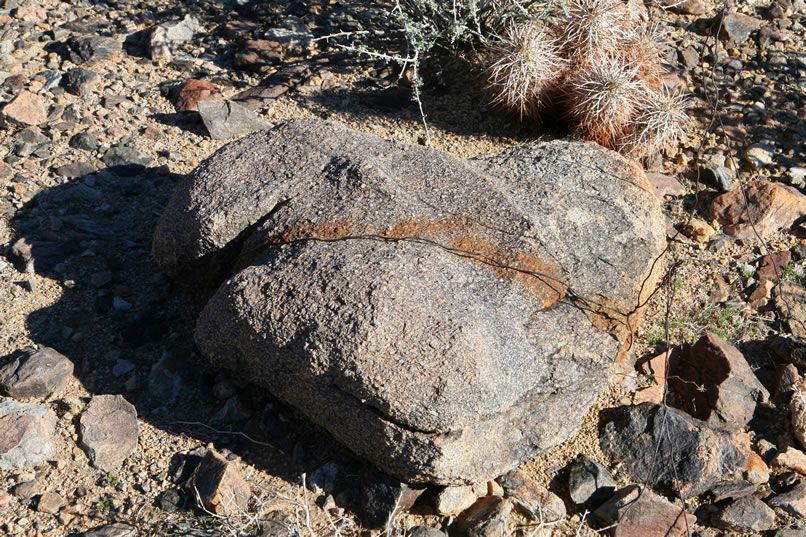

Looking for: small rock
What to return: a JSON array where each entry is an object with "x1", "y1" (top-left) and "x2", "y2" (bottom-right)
[
  {"x1": 12, "y1": 479, "x2": 40, "y2": 498},
  {"x1": 67, "y1": 35, "x2": 122, "y2": 64},
  {"x1": 37, "y1": 491, "x2": 65, "y2": 514},
  {"x1": 148, "y1": 355, "x2": 185, "y2": 401},
  {"x1": 775, "y1": 364, "x2": 800, "y2": 405},
  {"x1": 234, "y1": 39, "x2": 284, "y2": 71},
  {"x1": 664, "y1": 0, "x2": 706, "y2": 14},
  {"x1": 435, "y1": 485, "x2": 478, "y2": 516},
  {"x1": 175, "y1": 79, "x2": 222, "y2": 112},
  {"x1": 702, "y1": 162, "x2": 735, "y2": 192},
  {"x1": 309, "y1": 461, "x2": 340, "y2": 495},
  {"x1": 498, "y1": 468, "x2": 565, "y2": 522},
  {"x1": 599, "y1": 402, "x2": 748, "y2": 498},
  {"x1": 189, "y1": 449, "x2": 251, "y2": 516},
  {"x1": 148, "y1": 15, "x2": 199, "y2": 59},
  {"x1": 83, "y1": 523, "x2": 137, "y2": 537},
  {"x1": 158, "y1": 488, "x2": 182, "y2": 512},
  {"x1": 712, "y1": 495, "x2": 776, "y2": 532},
  {"x1": 667, "y1": 332, "x2": 768, "y2": 432},
  {"x1": 593, "y1": 485, "x2": 696, "y2": 537},
  {"x1": 567, "y1": 453, "x2": 617, "y2": 507},
  {"x1": 792, "y1": 383, "x2": 806, "y2": 452},
  {"x1": 758, "y1": 251, "x2": 792, "y2": 281},
  {"x1": 745, "y1": 144, "x2": 775, "y2": 169},
  {"x1": 55, "y1": 160, "x2": 97, "y2": 178},
  {"x1": 102, "y1": 144, "x2": 153, "y2": 174},
  {"x1": 452, "y1": 496, "x2": 512, "y2": 537},
  {"x1": 718, "y1": 13, "x2": 763, "y2": 44},
  {"x1": 767, "y1": 480, "x2": 806, "y2": 518},
  {"x1": 0, "y1": 347, "x2": 74, "y2": 399},
  {"x1": 197, "y1": 99, "x2": 270, "y2": 140},
  {"x1": 711, "y1": 180, "x2": 806, "y2": 239},
  {"x1": 680, "y1": 218, "x2": 716, "y2": 243},
  {"x1": 112, "y1": 360, "x2": 135, "y2": 377},
  {"x1": 408, "y1": 526, "x2": 447, "y2": 537},
  {"x1": 358, "y1": 468, "x2": 424, "y2": 529},
  {"x1": 0, "y1": 399, "x2": 55, "y2": 470},
  {"x1": 773, "y1": 447, "x2": 806, "y2": 475},
  {"x1": 708, "y1": 480, "x2": 757, "y2": 502},
  {"x1": 255, "y1": 510, "x2": 301, "y2": 537},
  {"x1": 63, "y1": 67, "x2": 100, "y2": 97},
  {"x1": 748, "y1": 279, "x2": 775, "y2": 311},
  {"x1": 647, "y1": 170, "x2": 685, "y2": 198},
  {"x1": 79, "y1": 394, "x2": 138, "y2": 471},
  {"x1": 1, "y1": 90, "x2": 47, "y2": 126},
  {"x1": 746, "y1": 452, "x2": 771, "y2": 484},
  {"x1": 777, "y1": 283, "x2": 806, "y2": 339}
]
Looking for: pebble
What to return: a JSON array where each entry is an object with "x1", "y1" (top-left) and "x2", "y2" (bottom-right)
[
  {"x1": 0, "y1": 399, "x2": 56, "y2": 470},
  {"x1": 197, "y1": 98, "x2": 271, "y2": 140},
  {"x1": 148, "y1": 15, "x2": 199, "y2": 60},
  {"x1": 188, "y1": 449, "x2": 251, "y2": 516},
  {"x1": 0, "y1": 90, "x2": 47, "y2": 126},
  {"x1": 36, "y1": 492, "x2": 65, "y2": 514},
  {"x1": 435, "y1": 484, "x2": 478, "y2": 516},
  {"x1": 0, "y1": 346, "x2": 74, "y2": 399},
  {"x1": 712, "y1": 495, "x2": 776, "y2": 532},
  {"x1": 567, "y1": 453, "x2": 616, "y2": 507},
  {"x1": 745, "y1": 143, "x2": 775, "y2": 169}
]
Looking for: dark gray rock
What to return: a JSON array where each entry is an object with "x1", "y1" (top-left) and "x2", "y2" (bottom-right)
[
  {"x1": 196, "y1": 99, "x2": 270, "y2": 140},
  {"x1": 768, "y1": 481, "x2": 806, "y2": 518},
  {"x1": 567, "y1": 453, "x2": 616, "y2": 506},
  {"x1": 0, "y1": 347, "x2": 74, "y2": 399},
  {"x1": 592, "y1": 485, "x2": 696, "y2": 537},
  {"x1": 408, "y1": 526, "x2": 447, "y2": 537},
  {"x1": 599, "y1": 403, "x2": 748, "y2": 498},
  {"x1": 358, "y1": 468, "x2": 424, "y2": 529},
  {"x1": 148, "y1": 15, "x2": 199, "y2": 59},
  {"x1": 154, "y1": 118, "x2": 666, "y2": 485},
  {"x1": 83, "y1": 523, "x2": 137, "y2": 537},
  {"x1": 702, "y1": 162, "x2": 735, "y2": 192},
  {"x1": 67, "y1": 35, "x2": 121, "y2": 64},
  {"x1": 102, "y1": 144, "x2": 153, "y2": 174},
  {"x1": 708, "y1": 480, "x2": 757, "y2": 502},
  {"x1": 55, "y1": 160, "x2": 97, "y2": 178},
  {"x1": 63, "y1": 67, "x2": 100, "y2": 97},
  {"x1": 718, "y1": 13, "x2": 763, "y2": 44},
  {"x1": 79, "y1": 394, "x2": 138, "y2": 471},
  {"x1": 69, "y1": 131, "x2": 97, "y2": 151},
  {"x1": 667, "y1": 332, "x2": 769, "y2": 432},
  {"x1": 255, "y1": 510, "x2": 298, "y2": 537},
  {"x1": 0, "y1": 399, "x2": 56, "y2": 470},
  {"x1": 712, "y1": 495, "x2": 776, "y2": 532}
]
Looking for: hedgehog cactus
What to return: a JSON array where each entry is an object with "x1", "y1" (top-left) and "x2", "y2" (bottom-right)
[{"x1": 484, "y1": 0, "x2": 689, "y2": 159}]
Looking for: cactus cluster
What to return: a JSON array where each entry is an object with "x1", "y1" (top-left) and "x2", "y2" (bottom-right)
[{"x1": 485, "y1": 0, "x2": 689, "y2": 158}]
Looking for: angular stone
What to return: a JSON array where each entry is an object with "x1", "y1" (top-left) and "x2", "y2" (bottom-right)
[
  {"x1": 664, "y1": 0, "x2": 706, "y2": 14},
  {"x1": 745, "y1": 144, "x2": 775, "y2": 169},
  {"x1": 645, "y1": 172, "x2": 686, "y2": 199},
  {"x1": 37, "y1": 491, "x2": 65, "y2": 514},
  {"x1": 767, "y1": 481, "x2": 806, "y2": 518},
  {"x1": 708, "y1": 480, "x2": 756, "y2": 502},
  {"x1": 358, "y1": 468, "x2": 424, "y2": 529},
  {"x1": 758, "y1": 251, "x2": 792, "y2": 281},
  {"x1": 776, "y1": 283, "x2": 806, "y2": 339},
  {"x1": 498, "y1": 468, "x2": 565, "y2": 522},
  {"x1": 102, "y1": 144, "x2": 153, "y2": 174},
  {"x1": 64, "y1": 67, "x2": 100, "y2": 97},
  {"x1": 234, "y1": 39, "x2": 283, "y2": 71},
  {"x1": 196, "y1": 99, "x2": 270, "y2": 140},
  {"x1": 745, "y1": 451, "x2": 771, "y2": 484},
  {"x1": 567, "y1": 454, "x2": 616, "y2": 506},
  {"x1": 55, "y1": 161, "x2": 97, "y2": 179},
  {"x1": 599, "y1": 403, "x2": 748, "y2": 498},
  {"x1": 772, "y1": 447, "x2": 806, "y2": 475},
  {"x1": 712, "y1": 495, "x2": 776, "y2": 532},
  {"x1": 435, "y1": 485, "x2": 478, "y2": 516},
  {"x1": 148, "y1": 15, "x2": 199, "y2": 59},
  {"x1": 409, "y1": 527, "x2": 447, "y2": 537},
  {"x1": 793, "y1": 378, "x2": 806, "y2": 450},
  {"x1": 718, "y1": 13, "x2": 763, "y2": 44},
  {"x1": 189, "y1": 450, "x2": 251, "y2": 516},
  {"x1": 1, "y1": 90, "x2": 47, "y2": 126},
  {"x1": 175, "y1": 79, "x2": 222, "y2": 112},
  {"x1": 83, "y1": 523, "x2": 137, "y2": 537},
  {"x1": 593, "y1": 485, "x2": 696, "y2": 537},
  {"x1": 154, "y1": 118, "x2": 665, "y2": 485},
  {"x1": 711, "y1": 180, "x2": 806, "y2": 239},
  {"x1": 0, "y1": 347, "x2": 74, "y2": 399},
  {"x1": 702, "y1": 162, "x2": 736, "y2": 192},
  {"x1": 67, "y1": 35, "x2": 121, "y2": 64},
  {"x1": 79, "y1": 394, "x2": 138, "y2": 471},
  {"x1": 453, "y1": 496, "x2": 512, "y2": 537},
  {"x1": 0, "y1": 399, "x2": 55, "y2": 470},
  {"x1": 680, "y1": 218, "x2": 715, "y2": 243},
  {"x1": 666, "y1": 332, "x2": 769, "y2": 432}
]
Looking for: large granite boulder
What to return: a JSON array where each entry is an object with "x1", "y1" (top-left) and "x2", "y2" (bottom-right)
[{"x1": 153, "y1": 118, "x2": 665, "y2": 484}]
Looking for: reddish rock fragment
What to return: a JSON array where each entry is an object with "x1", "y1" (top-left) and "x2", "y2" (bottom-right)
[
  {"x1": 175, "y1": 79, "x2": 223, "y2": 112},
  {"x1": 757, "y1": 251, "x2": 792, "y2": 281},
  {"x1": 189, "y1": 449, "x2": 251, "y2": 516},
  {"x1": 711, "y1": 180, "x2": 806, "y2": 239},
  {"x1": 1, "y1": 90, "x2": 47, "y2": 126},
  {"x1": 593, "y1": 485, "x2": 696, "y2": 537},
  {"x1": 234, "y1": 39, "x2": 283, "y2": 71}
]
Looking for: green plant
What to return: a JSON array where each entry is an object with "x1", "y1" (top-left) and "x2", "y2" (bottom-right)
[
  {"x1": 96, "y1": 495, "x2": 112, "y2": 513},
  {"x1": 106, "y1": 473, "x2": 119, "y2": 487}
]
